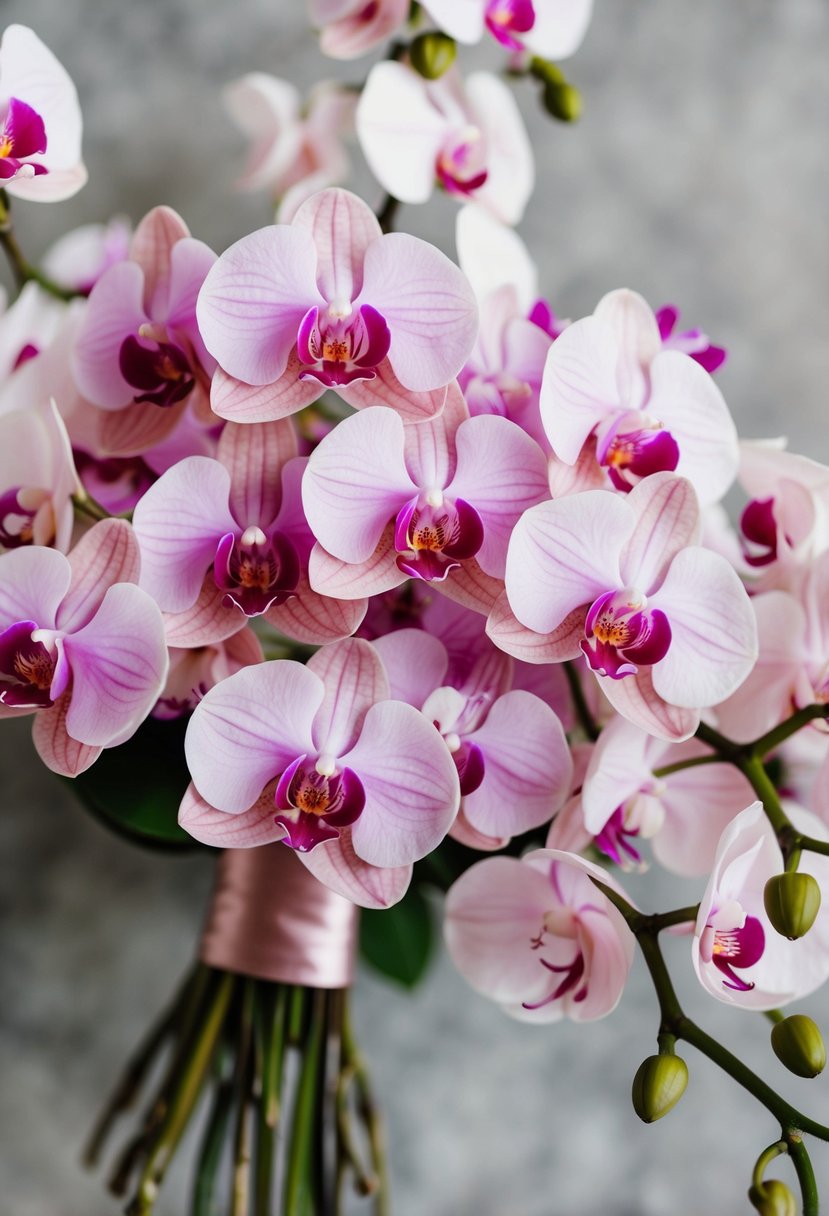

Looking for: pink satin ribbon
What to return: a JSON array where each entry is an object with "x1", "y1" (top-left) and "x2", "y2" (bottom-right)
[{"x1": 200, "y1": 844, "x2": 358, "y2": 988}]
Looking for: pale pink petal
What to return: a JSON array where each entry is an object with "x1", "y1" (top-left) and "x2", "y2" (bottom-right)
[
  {"x1": 196, "y1": 225, "x2": 322, "y2": 385},
  {"x1": 292, "y1": 187, "x2": 381, "y2": 304},
  {"x1": 302, "y1": 407, "x2": 416, "y2": 562},
  {"x1": 94, "y1": 397, "x2": 185, "y2": 457},
  {"x1": 524, "y1": 0, "x2": 594, "y2": 59},
  {"x1": 355, "y1": 62, "x2": 447, "y2": 205},
  {"x1": 652, "y1": 548, "x2": 758, "y2": 708},
  {"x1": 464, "y1": 690, "x2": 572, "y2": 838},
  {"x1": 129, "y1": 206, "x2": 190, "y2": 316},
  {"x1": 338, "y1": 360, "x2": 447, "y2": 422},
  {"x1": 218, "y1": 419, "x2": 297, "y2": 527},
  {"x1": 581, "y1": 716, "x2": 656, "y2": 835},
  {"x1": 210, "y1": 358, "x2": 322, "y2": 422},
  {"x1": 466, "y1": 72, "x2": 534, "y2": 226},
  {"x1": 316, "y1": 0, "x2": 410, "y2": 59},
  {"x1": 307, "y1": 637, "x2": 389, "y2": 759},
  {"x1": 62, "y1": 583, "x2": 168, "y2": 747},
  {"x1": 402, "y1": 379, "x2": 467, "y2": 491},
  {"x1": 132, "y1": 457, "x2": 236, "y2": 612},
  {"x1": 308, "y1": 534, "x2": 405, "y2": 600},
  {"x1": 487, "y1": 592, "x2": 584, "y2": 663},
  {"x1": 300, "y1": 828, "x2": 412, "y2": 909},
  {"x1": 436, "y1": 557, "x2": 503, "y2": 616},
  {"x1": 163, "y1": 577, "x2": 248, "y2": 648},
  {"x1": 8, "y1": 164, "x2": 88, "y2": 204},
  {"x1": 71, "y1": 262, "x2": 148, "y2": 408},
  {"x1": 456, "y1": 204, "x2": 538, "y2": 311},
  {"x1": 447, "y1": 415, "x2": 548, "y2": 577},
  {"x1": 165, "y1": 239, "x2": 219, "y2": 353},
  {"x1": 714, "y1": 592, "x2": 804, "y2": 743},
  {"x1": 345, "y1": 701, "x2": 460, "y2": 867},
  {"x1": 539, "y1": 315, "x2": 622, "y2": 463},
  {"x1": 421, "y1": 0, "x2": 484, "y2": 42},
  {"x1": 593, "y1": 289, "x2": 661, "y2": 405},
  {"x1": 0, "y1": 544, "x2": 70, "y2": 628},
  {"x1": 621, "y1": 472, "x2": 701, "y2": 594},
  {"x1": 32, "y1": 692, "x2": 102, "y2": 777},
  {"x1": 359, "y1": 233, "x2": 479, "y2": 392},
  {"x1": 58, "y1": 519, "x2": 140, "y2": 633},
  {"x1": 372, "y1": 629, "x2": 449, "y2": 707},
  {"x1": 654, "y1": 756, "x2": 755, "y2": 878},
  {"x1": 184, "y1": 660, "x2": 324, "y2": 812},
  {"x1": 266, "y1": 575, "x2": 367, "y2": 645},
  {"x1": 449, "y1": 809, "x2": 509, "y2": 852},
  {"x1": 504, "y1": 491, "x2": 630, "y2": 634},
  {"x1": 599, "y1": 666, "x2": 698, "y2": 742},
  {"x1": 647, "y1": 351, "x2": 738, "y2": 506},
  {"x1": 178, "y1": 782, "x2": 285, "y2": 848}
]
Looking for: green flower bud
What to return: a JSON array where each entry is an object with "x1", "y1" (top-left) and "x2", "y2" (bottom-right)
[
  {"x1": 542, "y1": 81, "x2": 582, "y2": 123},
  {"x1": 631, "y1": 1054, "x2": 688, "y2": 1123},
  {"x1": 748, "y1": 1179, "x2": 797, "y2": 1216},
  {"x1": 409, "y1": 32, "x2": 456, "y2": 80},
  {"x1": 763, "y1": 872, "x2": 821, "y2": 940},
  {"x1": 771, "y1": 1014, "x2": 826, "y2": 1077}
]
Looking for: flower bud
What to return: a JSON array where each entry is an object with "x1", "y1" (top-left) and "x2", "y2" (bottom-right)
[
  {"x1": 763, "y1": 872, "x2": 821, "y2": 940},
  {"x1": 542, "y1": 81, "x2": 583, "y2": 123},
  {"x1": 748, "y1": 1179, "x2": 797, "y2": 1216},
  {"x1": 409, "y1": 32, "x2": 456, "y2": 80},
  {"x1": 771, "y1": 1014, "x2": 826, "y2": 1078},
  {"x1": 631, "y1": 1053, "x2": 688, "y2": 1123}
]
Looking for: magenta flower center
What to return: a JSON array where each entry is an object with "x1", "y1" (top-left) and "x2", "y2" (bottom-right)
[
  {"x1": 437, "y1": 125, "x2": 489, "y2": 198},
  {"x1": 393, "y1": 493, "x2": 484, "y2": 583},
  {"x1": 595, "y1": 806, "x2": 642, "y2": 866},
  {"x1": 0, "y1": 98, "x2": 49, "y2": 180},
  {"x1": 274, "y1": 754, "x2": 366, "y2": 852},
  {"x1": 119, "y1": 331, "x2": 196, "y2": 408},
  {"x1": 485, "y1": 0, "x2": 536, "y2": 49},
  {"x1": 740, "y1": 497, "x2": 779, "y2": 567},
  {"x1": 596, "y1": 415, "x2": 680, "y2": 493},
  {"x1": 701, "y1": 912, "x2": 765, "y2": 992},
  {"x1": 297, "y1": 302, "x2": 391, "y2": 387},
  {"x1": 581, "y1": 587, "x2": 672, "y2": 680},
  {"x1": 0, "y1": 621, "x2": 62, "y2": 708},
  {"x1": 213, "y1": 525, "x2": 301, "y2": 617}
]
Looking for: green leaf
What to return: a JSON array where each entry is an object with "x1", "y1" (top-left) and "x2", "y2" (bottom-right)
[
  {"x1": 359, "y1": 883, "x2": 435, "y2": 988},
  {"x1": 64, "y1": 715, "x2": 197, "y2": 851}
]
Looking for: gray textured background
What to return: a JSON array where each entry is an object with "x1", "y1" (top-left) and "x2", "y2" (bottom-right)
[{"x1": 2, "y1": 1, "x2": 829, "y2": 1213}]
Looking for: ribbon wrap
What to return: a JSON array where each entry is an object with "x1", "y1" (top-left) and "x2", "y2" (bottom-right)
[{"x1": 200, "y1": 843, "x2": 358, "y2": 988}]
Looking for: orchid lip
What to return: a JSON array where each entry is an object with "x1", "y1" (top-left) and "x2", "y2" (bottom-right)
[
  {"x1": 213, "y1": 527, "x2": 301, "y2": 617},
  {"x1": 582, "y1": 588, "x2": 672, "y2": 680},
  {"x1": 119, "y1": 333, "x2": 195, "y2": 408},
  {"x1": 393, "y1": 495, "x2": 484, "y2": 583},
  {"x1": 702, "y1": 913, "x2": 765, "y2": 992},
  {"x1": 0, "y1": 619, "x2": 67, "y2": 708},
  {"x1": 297, "y1": 302, "x2": 391, "y2": 387},
  {"x1": 273, "y1": 754, "x2": 366, "y2": 853}
]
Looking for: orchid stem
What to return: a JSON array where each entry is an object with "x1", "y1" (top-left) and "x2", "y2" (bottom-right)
[
  {"x1": 191, "y1": 1043, "x2": 235, "y2": 1216},
  {"x1": 343, "y1": 996, "x2": 390, "y2": 1216},
  {"x1": 787, "y1": 1132, "x2": 819, "y2": 1216},
  {"x1": 0, "y1": 189, "x2": 77, "y2": 301},
  {"x1": 376, "y1": 193, "x2": 401, "y2": 235},
  {"x1": 752, "y1": 1139, "x2": 788, "y2": 1191},
  {"x1": 230, "y1": 980, "x2": 255, "y2": 1216},
  {"x1": 652, "y1": 753, "x2": 721, "y2": 779},
  {"x1": 72, "y1": 492, "x2": 111, "y2": 523}
]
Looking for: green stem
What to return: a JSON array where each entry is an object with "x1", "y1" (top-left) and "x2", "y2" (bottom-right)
[
  {"x1": 284, "y1": 989, "x2": 326, "y2": 1216},
  {"x1": 254, "y1": 984, "x2": 287, "y2": 1216},
  {"x1": 652, "y1": 753, "x2": 722, "y2": 779},
  {"x1": 738, "y1": 754, "x2": 791, "y2": 837},
  {"x1": 751, "y1": 703, "x2": 829, "y2": 758},
  {"x1": 376, "y1": 193, "x2": 401, "y2": 235},
  {"x1": 72, "y1": 492, "x2": 111, "y2": 524},
  {"x1": 694, "y1": 719, "x2": 745, "y2": 759},
  {"x1": 190, "y1": 1045, "x2": 235, "y2": 1216},
  {"x1": 0, "y1": 190, "x2": 77, "y2": 301},
  {"x1": 751, "y1": 1140, "x2": 787, "y2": 1191},
  {"x1": 564, "y1": 659, "x2": 600, "y2": 742},
  {"x1": 764, "y1": 1009, "x2": 786, "y2": 1025},
  {"x1": 230, "y1": 980, "x2": 255, "y2": 1216},
  {"x1": 343, "y1": 997, "x2": 390, "y2": 1216},
  {"x1": 787, "y1": 1132, "x2": 819, "y2": 1216}
]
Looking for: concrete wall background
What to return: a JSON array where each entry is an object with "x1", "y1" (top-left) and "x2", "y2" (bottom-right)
[{"x1": 2, "y1": 2, "x2": 829, "y2": 1213}]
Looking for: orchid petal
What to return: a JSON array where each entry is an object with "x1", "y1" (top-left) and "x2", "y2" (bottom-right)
[
  {"x1": 292, "y1": 187, "x2": 381, "y2": 304},
  {"x1": 465, "y1": 71, "x2": 534, "y2": 226},
  {"x1": 307, "y1": 637, "x2": 389, "y2": 760},
  {"x1": 32, "y1": 692, "x2": 102, "y2": 777},
  {"x1": 620, "y1": 472, "x2": 701, "y2": 593},
  {"x1": 435, "y1": 556, "x2": 503, "y2": 617},
  {"x1": 456, "y1": 204, "x2": 537, "y2": 311},
  {"x1": 178, "y1": 782, "x2": 286, "y2": 848},
  {"x1": 299, "y1": 828, "x2": 412, "y2": 909},
  {"x1": 71, "y1": 262, "x2": 148, "y2": 408},
  {"x1": 129, "y1": 205, "x2": 190, "y2": 316},
  {"x1": 372, "y1": 629, "x2": 449, "y2": 707},
  {"x1": 0, "y1": 544, "x2": 70, "y2": 629},
  {"x1": 338, "y1": 360, "x2": 447, "y2": 421},
  {"x1": 599, "y1": 666, "x2": 698, "y2": 742},
  {"x1": 487, "y1": 592, "x2": 584, "y2": 664},
  {"x1": 58, "y1": 519, "x2": 140, "y2": 633},
  {"x1": 163, "y1": 576, "x2": 248, "y2": 648},
  {"x1": 265, "y1": 574, "x2": 367, "y2": 645},
  {"x1": 355, "y1": 62, "x2": 447, "y2": 205},
  {"x1": 308, "y1": 533, "x2": 405, "y2": 601},
  {"x1": 218, "y1": 419, "x2": 297, "y2": 528},
  {"x1": 211, "y1": 359, "x2": 322, "y2": 422}
]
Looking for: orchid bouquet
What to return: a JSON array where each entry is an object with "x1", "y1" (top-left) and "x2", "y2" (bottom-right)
[{"x1": 3, "y1": 5, "x2": 829, "y2": 1215}]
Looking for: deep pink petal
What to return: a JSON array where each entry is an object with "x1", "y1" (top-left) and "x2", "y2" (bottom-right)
[
  {"x1": 185, "y1": 660, "x2": 324, "y2": 813},
  {"x1": 132, "y1": 457, "x2": 237, "y2": 612},
  {"x1": 196, "y1": 225, "x2": 322, "y2": 385},
  {"x1": 505, "y1": 491, "x2": 632, "y2": 635},
  {"x1": 307, "y1": 637, "x2": 389, "y2": 760},
  {"x1": 62, "y1": 583, "x2": 168, "y2": 747},
  {"x1": 345, "y1": 701, "x2": 460, "y2": 867},
  {"x1": 302, "y1": 407, "x2": 416, "y2": 563},
  {"x1": 71, "y1": 262, "x2": 149, "y2": 408},
  {"x1": 58, "y1": 519, "x2": 141, "y2": 634},
  {"x1": 358, "y1": 232, "x2": 478, "y2": 392}
]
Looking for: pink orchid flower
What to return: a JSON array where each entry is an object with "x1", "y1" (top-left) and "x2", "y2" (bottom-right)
[
  {"x1": 198, "y1": 187, "x2": 478, "y2": 425},
  {"x1": 133, "y1": 418, "x2": 366, "y2": 648},
  {"x1": 445, "y1": 849, "x2": 634, "y2": 1022},
  {"x1": 0, "y1": 281, "x2": 65, "y2": 381},
  {"x1": 0, "y1": 519, "x2": 168, "y2": 776},
  {"x1": 0, "y1": 25, "x2": 86, "y2": 202},
  {"x1": 540, "y1": 289, "x2": 738, "y2": 504},
  {"x1": 225, "y1": 75, "x2": 354, "y2": 220},
  {"x1": 500, "y1": 472, "x2": 758, "y2": 740},
  {"x1": 72, "y1": 206, "x2": 218, "y2": 451},
  {"x1": 737, "y1": 440, "x2": 829, "y2": 590},
  {"x1": 656, "y1": 304, "x2": 726, "y2": 373},
  {"x1": 0, "y1": 399, "x2": 80, "y2": 552},
  {"x1": 308, "y1": 0, "x2": 410, "y2": 60},
  {"x1": 373, "y1": 627, "x2": 572, "y2": 848},
  {"x1": 356, "y1": 63, "x2": 534, "y2": 225},
  {"x1": 179, "y1": 637, "x2": 460, "y2": 908},
  {"x1": 423, "y1": 0, "x2": 593, "y2": 59},
  {"x1": 715, "y1": 553, "x2": 829, "y2": 743},
  {"x1": 153, "y1": 627, "x2": 263, "y2": 720},
  {"x1": 42, "y1": 217, "x2": 131, "y2": 296},
  {"x1": 303, "y1": 388, "x2": 548, "y2": 608},
  {"x1": 577, "y1": 714, "x2": 755, "y2": 875},
  {"x1": 693, "y1": 801, "x2": 829, "y2": 1008}
]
